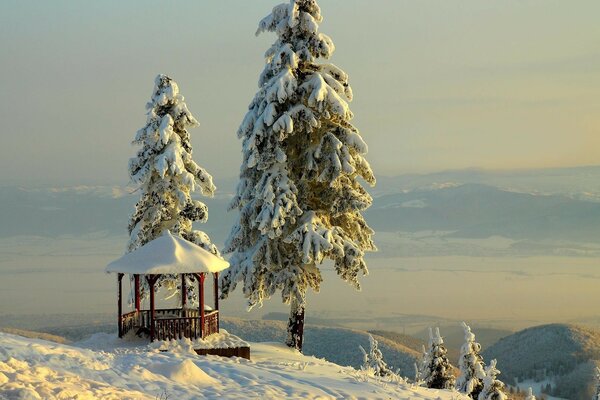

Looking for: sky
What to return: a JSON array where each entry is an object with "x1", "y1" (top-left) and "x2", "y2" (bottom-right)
[{"x1": 0, "y1": 0, "x2": 599, "y2": 186}]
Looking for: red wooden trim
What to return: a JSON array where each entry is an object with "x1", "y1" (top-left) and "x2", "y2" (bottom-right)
[
  {"x1": 213, "y1": 272, "x2": 219, "y2": 311},
  {"x1": 181, "y1": 274, "x2": 187, "y2": 308},
  {"x1": 199, "y1": 273, "x2": 205, "y2": 338},
  {"x1": 118, "y1": 273, "x2": 124, "y2": 338},
  {"x1": 146, "y1": 275, "x2": 159, "y2": 341},
  {"x1": 213, "y1": 272, "x2": 219, "y2": 332},
  {"x1": 134, "y1": 274, "x2": 140, "y2": 311}
]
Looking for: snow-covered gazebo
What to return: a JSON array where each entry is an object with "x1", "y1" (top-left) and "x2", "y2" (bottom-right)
[{"x1": 106, "y1": 231, "x2": 229, "y2": 342}]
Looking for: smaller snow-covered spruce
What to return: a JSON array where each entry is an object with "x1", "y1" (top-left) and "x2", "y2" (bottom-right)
[
  {"x1": 359, "y1": 334, "x2": 393, "y2": 378},
  {"x1": 478, "y1": 359, "x2": 507, "y2": 400},
  {"x1": 456, "y1": 322, "x2": 486, "y2": 398},
  {"x1": 422, "y1": 327, "x2": 456, "y2": 390},
  {"x1": 525, "y1": 387, "x2": 536, "y2": 400},
  {"x1": 127, "y1": 74, "x2": 218, "y2": 302}
]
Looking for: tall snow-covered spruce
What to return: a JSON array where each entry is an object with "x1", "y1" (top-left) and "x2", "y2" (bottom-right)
[
  {"x1": 220, "y1": 0, "x2": 376, "y2": 351},
  {"x1": 456, "y1": 322, "x2": 486, "y2": 398},
  {"x1": 127, "y1": 74, "x2": 218, "y2": 301}
]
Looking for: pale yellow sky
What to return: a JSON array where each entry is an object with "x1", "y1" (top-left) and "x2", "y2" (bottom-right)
[{"x1": 0, "y1": 0, "x2": 598, "y2": 184}]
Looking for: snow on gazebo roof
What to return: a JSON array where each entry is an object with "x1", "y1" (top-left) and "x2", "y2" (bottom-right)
[{"x1": 106, "y1": 231, "x2": 229, "y2": 275}]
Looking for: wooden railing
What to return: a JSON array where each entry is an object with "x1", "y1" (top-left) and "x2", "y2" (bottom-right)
[
  {"x1": 152, "y1": 311, "x2": 219, "y2": 341},
  {"x1": 121, "y1": 311, "x2": 137, "y2": 336},
  {"x1": 139, "y1": 308, "x2": 201, "y2": 321},
  {"x1": 204, "y1": 311, "x2": 219, "y2": 337},
  {"x1": 153, "y1": 317, "x2": 203, "y2": 341},
  {"x1": 120, "y1": 308, "x2": 219, "y2": 341}
]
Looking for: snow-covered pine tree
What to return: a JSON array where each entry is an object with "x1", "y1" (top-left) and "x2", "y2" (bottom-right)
[
  {"x1": 525, "y1": 387, "x2": 536, "y2": 400},
  {"x1": 127, "y1": 74, "x2": 218, "y2": 301},
  {"x1": 478, "y1": 359, "x2": 507, "y2": 400},
  {"x1": 359, "y1": 334, "x2": 393, "y2": 377},
  {"x1": 456, "y1": 322, "x2": 486, "y2": 398},
  {"x1": 220, "y1": 0, "x2": 376, "y2": 351},
  {"x1": 423, "y1": 327, "x2": 456, "y2": 390}
]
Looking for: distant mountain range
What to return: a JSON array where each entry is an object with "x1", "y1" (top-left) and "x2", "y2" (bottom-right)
[
  {"x1": 0, "y1": 186, "x2": 234, "y2": 242},
  {"x1": 365, "y1": 183, "x2": 600, "y2": 242},
  {"x1": 1, "y1": 165, "x2": 599, "y2": 255},
  {"x1": 374, "y1": 165, "x2": 600, "y2": 200}
]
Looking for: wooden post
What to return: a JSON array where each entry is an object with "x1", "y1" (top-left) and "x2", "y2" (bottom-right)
[
  {"x1": 117, "y1": 273, "x2": 124, "y2": 338},
  {"x1": 181, "y1": 274, "x2": 187, "y2": 308},
  {"x1": 213, "y1": 272, "x2": 219, "y2": 311},
  {"x1": 134, "y1": 274, "x2": 140, "y2": 312},
  {"x1": 198, "y1": 273, "x2": 205, "y2": 338},
  {"x1": 213, "y1": 272, "x2": 219, "y2": 332},
  {"x1": 147, "y1": 275, "x2": 157, "y2": 342}
]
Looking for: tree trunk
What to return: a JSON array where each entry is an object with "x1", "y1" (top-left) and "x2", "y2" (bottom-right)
[{"x1": 286, "y1": 297, "x2": 305, "y2": 352}]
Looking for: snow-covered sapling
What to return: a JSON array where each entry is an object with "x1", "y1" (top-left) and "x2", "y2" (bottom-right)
[
  {"x1": 127, "y1": 74, "x2": 218, "y2": 301},
  {"x1": 456, "y1": 322, "x2": 486, "y2": 398},
  {"x1": 359, "y1": 334, "x2": 393, "y2": 377},
  {"x1": 478, "y1": 359, "x2": 507, "y2": 400},
  {"x1": 414, "y1": 362, "x2": 420, "y2": 384},
  {"x1": 422, "y1": 327, "x2": 456, "y2": 390},
  {"x1": 525, "y1": 387, "x2": 536, "y2": 400},
  {"x1": 415, "y1": 344, "x2": 428, "y2": 385},
  {"x1": 220, "y1": 0, "x2": 376, "y2": 352}
]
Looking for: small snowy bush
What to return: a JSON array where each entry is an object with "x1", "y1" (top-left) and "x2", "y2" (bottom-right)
[
  {"x1": 478, "y1": 359, "x2": 507, "y2": 400},
  {"x1": 359, "y1": 334, "x2": 393, "y2": 378}
]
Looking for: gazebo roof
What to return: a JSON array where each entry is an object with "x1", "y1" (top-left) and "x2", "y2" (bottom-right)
[{"x1": 106, "y1": 231, "x2": 229, "y2": 275}]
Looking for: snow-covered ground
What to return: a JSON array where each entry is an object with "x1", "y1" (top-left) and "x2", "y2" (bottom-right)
[{"x1": 0, "y1": 331, "x2": 468, "y2": 399}]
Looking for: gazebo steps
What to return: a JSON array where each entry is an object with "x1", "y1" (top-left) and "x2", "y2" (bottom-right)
[{"x1": 194, "y1": 346, "x2": 250, "y2": 360}]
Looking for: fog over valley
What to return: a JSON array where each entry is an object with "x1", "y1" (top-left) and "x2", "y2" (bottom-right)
[{"x1": 2, "y1": 166, "x2": 599, "y2": 333}]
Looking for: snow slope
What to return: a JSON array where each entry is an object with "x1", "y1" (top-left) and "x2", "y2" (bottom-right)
[
  {"x1": 221, "y1": 317, "x2": 421, "y2": 376},
  {"x1": 0, "y1": 332, "x2": 467, "y2": 400}
]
